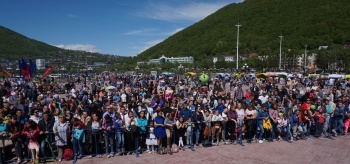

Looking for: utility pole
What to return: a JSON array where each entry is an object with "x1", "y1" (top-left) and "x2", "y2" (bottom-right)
[
  {"x1": 279, "y1": 35, "x2": 283, "y2": 70},
  {"x1": 304, "y1": 45, "x2": 307, "y2": 69},
  {"x1": 235, "y1": 23, "x2": 241, "y2": 71}
]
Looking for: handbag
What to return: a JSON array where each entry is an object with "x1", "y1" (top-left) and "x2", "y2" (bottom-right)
[
  {"x1": 171, "y1": 143, "x2": 179, "y2": 153},
  {"x1": 129, "y1": 125, "x2": 138, "y2": 133},
  {"x1": 0, "y1": 137, "x2": 13, "y2": 148},
  {"x1": 263, "y1": 119, "x2": 272, "y2": 130}
]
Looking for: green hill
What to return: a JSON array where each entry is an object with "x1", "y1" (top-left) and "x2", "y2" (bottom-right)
[
  {"x1": 138, "y1": 0, "x2": 350, "y2": 68},
  {"x1": 0, "y1": 25, "x2": 125, "y2": 65}
]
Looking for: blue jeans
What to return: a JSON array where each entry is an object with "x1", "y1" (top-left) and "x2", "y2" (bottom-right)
[
  {"x1": 335, "y1": 119, "x2": 344, "y2": 134},
  {"x1": 302, "y1": 122, "x2": 311, "y2": 137},
  {"x1": 104, "y1": 134, "x2": 115, "y2": 155},
  {"x1": 73, "y1": 138, "x2": 83, "y2": 156},
  {"x1": 258, "y1": 123, "x2": 264, "y2": 140},
  {"x1": 194, "y1": 124, "x2": 201, "y2": 145},
  {"x1": 40, "y1": 139, "x2": 47, "y2": 158},
  {"x1": 323, "y1": 114, "x2": 330, "y2": 132},
  {"x1": 116, "y1": 132, "x2": 124, "y2": 151},
  {"x1": 277, "y1": 126, "x2": 292, "y2": 139},
  {"x1": 186, "y1": 127, "x2": 193, "y2": 146}
]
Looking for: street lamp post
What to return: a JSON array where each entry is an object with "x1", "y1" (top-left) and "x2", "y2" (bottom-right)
[
  {"x1": 242, "y1": 63, "x2": 249, "y2": 73},
  {"x1": 235, "y1": 23, "x2": 241, "y2": 71},
  {"x1": 279, "y1": 35, "x2": 284, "y2": 70},
  {"x1": 304, "y1": 45, "x2": 307, "y2": 70}
]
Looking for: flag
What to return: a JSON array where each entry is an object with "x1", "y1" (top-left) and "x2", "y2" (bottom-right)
[
  {"x1": 18, "y1": 59, "x2": 26, "y2": 76},
  {"x1": 2, "y1": 69, "x2": 12, "y2": 77},
  {"x1": 42, "y1": 67, "x2": 52, "y2": 77},
  {"x1": 29, "y1": 59, "x2": 36, "y2": 78},
  {"x1": 26, "y1": 63, "x2": 31, "y2": 79}
]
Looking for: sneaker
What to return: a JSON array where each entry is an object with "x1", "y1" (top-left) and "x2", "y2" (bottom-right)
[
  {"x1": 96, "y1": 155, "x2": 102, "y2": 158},
  {"x1": 147, "y1": 150, "x2": 151, "y2": 153},
  {"x1": 332, "y1": 129, "x2": 337, "y2": 136},
  {"x1": 107, "y1": 155, "x2": 111, "y2": 158},
  {"x1": 290, "y1": 138, "x2": 294, "y2": 142},
  {"x1": 216, "y1": 142, "x2": 219, "y2": 146},
  {"x1": 110, "y1": 154, "x2": 114, "y2": 157},
  {"x1": 258, "y1": 140, "x2": 263, "y2": 144}
]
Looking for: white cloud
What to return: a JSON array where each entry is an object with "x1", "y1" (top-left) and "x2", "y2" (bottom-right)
[
  {"x1": 135, "y1": 39, "x2": 163, "y2": 54},
  {"x1": 67, "y1": 14, "x2": 79, "y2": 18},
  {"x1": 55, "y1": 44, "x2": 98, "y2": 52},
  {"x1": 169, "y1": 27, "x2": 184, "y2": 35},
  {"x1": 124, "y1": 28, "x2": 157, "y2": 35},
  {"x1": 139, "y1": 1, "x2": 242, "y2": 22}
]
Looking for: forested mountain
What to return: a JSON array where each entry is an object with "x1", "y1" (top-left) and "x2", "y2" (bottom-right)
[
  {"x1": 0, "y1": 26, "x2": 124, "y2": 64},
  {"x1": 138, "y1": 0, "x2": 350, "y2": 69}
]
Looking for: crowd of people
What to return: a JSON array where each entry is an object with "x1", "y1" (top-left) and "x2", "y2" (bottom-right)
[{"x1": 0, "y1": 73, "x2": 349, "y2": 164}]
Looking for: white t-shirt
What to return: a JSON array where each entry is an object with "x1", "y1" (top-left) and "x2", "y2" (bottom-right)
[{"x1": 258, "y1": 95, "x2": 269, "y2": 104}]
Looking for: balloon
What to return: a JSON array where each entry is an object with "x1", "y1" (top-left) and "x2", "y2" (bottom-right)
[
  {"x1": 310, "y1": 105, "x2": 316, "y2": 110},
  {"x1": 199, "y1": 73, "x2": 209, "y2": 85}
]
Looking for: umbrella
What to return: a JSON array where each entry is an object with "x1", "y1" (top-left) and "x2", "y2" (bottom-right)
[
  {"x1": 105, "y1": 86, "x2": 116, "y2": 90},
  {"x1": 184, "y1": 72, "x2": 196, "y2": 76}
]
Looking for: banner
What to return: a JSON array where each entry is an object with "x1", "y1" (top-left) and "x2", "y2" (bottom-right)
[
  {"x1": 42, "y1": 67, "x2": 52, "y2": 77},
  {"x1": 2, "y1": 69, "x2": 12, "y2": 77},
  {"x1": 18, "y1": 59, "x2": 26, "y2": 77},
  {"x1": 29, "y1": 59, "x2": 36, "y2": 78}
]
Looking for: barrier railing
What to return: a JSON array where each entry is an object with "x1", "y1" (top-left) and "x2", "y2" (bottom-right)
[{"x1": 0, "y1": 115, "x2": 345, "y2": 163}]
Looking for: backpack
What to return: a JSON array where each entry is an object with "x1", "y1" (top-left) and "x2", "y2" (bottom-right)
[
  {"x1": 63, "y1": 148, "x2": 73, "y2": 161},
  {"x1": 263, "y1": 118, "x2": 272, "y2": 130},
  {"x1": 171, "y1": 143, "x2": 179, "y2": 153}
]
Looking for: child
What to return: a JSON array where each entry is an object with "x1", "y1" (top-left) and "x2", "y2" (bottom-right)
[
  {"x1": 210, "y1": 110, "x2": 223, "y2": 146},
  {"x1": 185, "y1": 117, "x2": 194, "y2": 148},
  {"x1": 73, "y1": 118, "x2": 85, "y2": 159},
  {"x1": 176, "y1": 116, "x2": 186, "y2": 150},
  {"x1": 115, "y1": 113, "x2": 125, "y2": 155},
  {"x1": 22, "y1": 120, "x2": 40, "y2": 164},
  {"x1": 102, "y1": 115, "x2": 115, "y2": 158},
  {"x1": 314, "y1": 108, "x2": 326, "y2": 138},
  {"x1": 146, "y1": 121, "x2": 157, "y2": 154}
]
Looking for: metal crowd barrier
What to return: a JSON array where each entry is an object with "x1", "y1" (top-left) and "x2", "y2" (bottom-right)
[{"x1": 0, "y1": 115, "x2": 343, "y2": 163}]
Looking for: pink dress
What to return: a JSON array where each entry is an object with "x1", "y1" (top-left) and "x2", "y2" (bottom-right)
[{"x1": 23, "y1": 130, "x2": 39, "y2": 149}]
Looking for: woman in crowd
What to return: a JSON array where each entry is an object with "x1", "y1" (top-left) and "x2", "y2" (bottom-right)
[
  {"x1": 154, "y1": 110, "x2": 166, "y2": 154},
  {"x1": 53, "y1": 114, "x2": 70, "y2": 161}
]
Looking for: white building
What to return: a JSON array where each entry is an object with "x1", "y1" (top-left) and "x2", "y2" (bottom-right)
[
  {"x1": 36, "y1": 59, "x2": 46, "y2": 70},
  {"x1": 297, "y1": 53, "x2": 317, "y2": 68},
  {"x1": 223, "y1": 54, "x2": 235, "y2": 62},
  {"x1": 213, "y1": 57, "x2": 218, "y2": 63},
  {"x1": 213, "y1": 54, "x2": 247, "y2": 63},
  {"x1": 149, "y1": 55, "x2": 194, "y2": 64}
]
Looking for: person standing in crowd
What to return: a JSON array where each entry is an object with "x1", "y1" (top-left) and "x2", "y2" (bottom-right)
[
  {"x1": 38, "y1": 112, "x2": 54, "y2": 161},
  {"x1": 7, "y1": 115, "x2": 23, "y2": 163},
  {"x1": 137, "y1": 111, "x2": 147, "y2": 153},
  {"x1": 53, "y1": 114, "x2": 69, "y2": 161},
  {"x1": 154, "y1": 110, "x2": 166, "y2": 154}
]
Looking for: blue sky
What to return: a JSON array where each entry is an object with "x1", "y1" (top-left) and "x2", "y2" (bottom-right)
[{"x1": 0, "y1": 0, "x2": 241, "y2": 56}]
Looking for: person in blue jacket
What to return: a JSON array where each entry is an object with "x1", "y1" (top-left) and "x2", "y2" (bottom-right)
[
  {"x1": 257, "y1": 104, "x2": 269, "y2": 144},
  {"x1": 180, "y1": 104, "x2": 192, "y2": 121}
]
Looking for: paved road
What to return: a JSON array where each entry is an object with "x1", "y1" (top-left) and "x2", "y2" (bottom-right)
[{"x1": 53, "y1": 135, "x2": 350, "y2": 164}]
